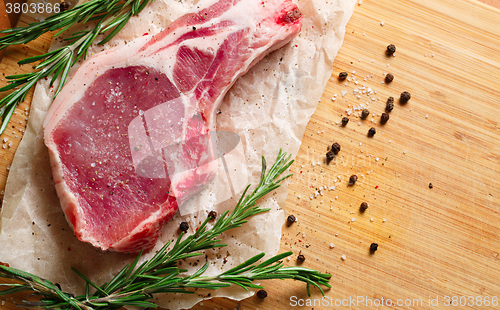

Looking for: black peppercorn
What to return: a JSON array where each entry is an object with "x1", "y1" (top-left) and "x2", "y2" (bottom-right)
[
  {"x1": 360, "y1": 202, "x2": 368, "y2": 212},
  {"x1": 385, "y1": 73, "x2": 394, "y2": 83},
  {"x1": 385, "y1": 97, "x2": 394, "y2": 112},
  {"x1": 400, "y1": 91, "x2": 411, "y2": 103},
  {"x1": 339, "y1": 71, "x2": 348, "y2": 80},
  {"x1": 59, "y1": 1, "x2": 70, "y2": 12},
  {"x1": 429, "y1": 183, "x2": 433, "y2": 189},
  {"x1": 386, "y1": 44, "x2": 396, "y2": 55},
  {"x1": 341, "y1": 117, "x2": 349, "y2": 126},
  {"x1": 370, "y1": 243, "x2": 378, "y2": 252},
  {"x1": 368, "y1": 127, "x2": 376, "y2": 137},
  {"x1": 297, "y1": 254, "x2": 306, "y2": 263},
  {"x1": 256, "y1": 289, "x2": 268, "y2": 299},
  {"x1": 179, "y1": 221, "x2": 189, "y2": 232},
  {"x1": 287, "y1": 214, "x2": 296, "y2": 225},
  {"x1": 380, "y1": 113, "x2": 390, "y2": 124},
  {"x1": 208, "y1": 210, "x2": 217, "y2": 220},
  {"x1": 326, "y1": 150, "x2": 335, "y2": 162},
  {"x1": 331, "y1": 142, "x2": 341, "y2": 155},
  {"x1": 348, "y1": 175, "x2": 357, "y2": 186},
  {"x1": 361, "y1": 109, "x2": 370, "y2": 119}
]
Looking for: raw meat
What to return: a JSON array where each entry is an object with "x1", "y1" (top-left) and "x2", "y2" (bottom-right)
[{"x1": 43, "y1": 0, "x2": 302, "y2": 253}]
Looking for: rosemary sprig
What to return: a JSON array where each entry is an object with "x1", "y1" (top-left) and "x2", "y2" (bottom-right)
[
  {"x1": 0, "y1": 0, "x2": 151, "y2": 134},
  {"x1": 0, "y1": 151, "x2": 332, "y2": 309}
]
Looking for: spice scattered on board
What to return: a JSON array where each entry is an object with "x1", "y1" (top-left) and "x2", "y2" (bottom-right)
[
  {"x1": 367, "y1": 127, "x2": 376, "y2": 137},
  {"x1": 429, "y1": 183, "x2": 433, "y2": 189},
  {"x1": 360, "y1": 202, "x2": 368, "y2": 212},
  {"x1": 386, "y1": 44, "x2": 396, "y2": 55},
  {"x1": 348, "y1": 175, "x2": 358, "y2": 186},
  {"x1": 331, "y1": 142, "x2": 341, "y2": 155},
  {"x1": 361, "y1": 109, "x2": 370, "y2": 119},
  {"x1": 370, "y1": 243, "x2": 378, "y2": 253},
  {"x1": 208, "y1": 210, "x2": 217, "y2": 220},
  {"x1": 400, "y1": 91, "x2": 411, "y2": 103},
  {"x1": 60, "y1": 1, "x2": 70, "y2": 12},
  {"x1": 179, "y1": 221, "x2": 189, "y2": 232},
  {"x1": 341, "y1": 117, "x2": 349, "y2": 126},
  {"x1": 326, "y1": 150, "x2": 335, "y2": 162},
  {"x1": 339, "y1": 71, "x2": 348, "y2": 80},
  {"x1": 287, "y1": 214, "x2": 296, "y2": 225},
  {"x1": 386, "y1": 97, "x2": 394, "y2": 112},
  {"x1": 257, "y1": 289, "x2": 268, "y2": 299},
  {"x1": 297, "y1": 254, "x2": 306, "y2": 263},
  {"x1": 380, "y1": 113, "x2": 390, "y2": 124},
  {"x1": 385, "y1": 73, "x2": 394, "y2": 83}
]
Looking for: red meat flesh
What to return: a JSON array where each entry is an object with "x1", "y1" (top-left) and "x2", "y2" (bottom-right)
[{"x1": 44, "y1": 0, "x2": 302, "y2": 253}]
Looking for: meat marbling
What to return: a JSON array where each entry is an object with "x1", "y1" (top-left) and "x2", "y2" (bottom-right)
[{"x1": 43, "y1": 0, "x2": 302, "y2": 253}]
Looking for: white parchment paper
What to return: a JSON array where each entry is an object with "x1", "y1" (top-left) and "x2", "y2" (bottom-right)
[{"x1": 0, "y1": 0, "x2": 356, "y2": 308}]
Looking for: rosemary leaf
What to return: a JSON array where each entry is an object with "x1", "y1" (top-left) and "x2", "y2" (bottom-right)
[
  {"x1": 0, "y1": 0, "x2": 151, "y2": 134},
  {"x1": 0, "y1": 151, "x2": 332, "y2": 308}
]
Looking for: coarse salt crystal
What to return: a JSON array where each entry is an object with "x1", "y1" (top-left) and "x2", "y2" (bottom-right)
[
  {"x1": 341, "y1": 254, "x2": 347, "y2": 260},
  {"x1": 330, "y1": 243, "x2": 335, "y2": 248},
  {"x1": 351, "y1": 218, "x2": 355, "y2": 222},
  {"x1": 341, "y1": 90, "x2": 347, "y2": 97},
  {"x1": 383, "y1": 218, "x2": 387, "y2": 222},
  {"x1": 380, "y1": 21, "x2": 384, "y2": 26}
]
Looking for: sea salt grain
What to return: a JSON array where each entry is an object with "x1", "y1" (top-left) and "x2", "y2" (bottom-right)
[
  {"x1": 330, "y1": 243, "x2": 335, "y2": 248},
  {"x1": 341, "y1": 255, "x2": 347, "y2": 260}
]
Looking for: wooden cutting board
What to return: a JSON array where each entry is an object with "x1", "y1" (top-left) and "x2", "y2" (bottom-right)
[{"x1": 1, "y1": 0, "x2": 500, "y2": 309}]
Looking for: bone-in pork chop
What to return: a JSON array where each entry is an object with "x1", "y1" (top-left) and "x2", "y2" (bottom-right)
[{"x1": 44, "y1": 0, "x2": 302, "y2": 253}]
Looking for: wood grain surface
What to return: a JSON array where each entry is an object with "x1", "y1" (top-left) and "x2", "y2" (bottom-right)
[{"x1": 1, "y1": 0, "x2": 500, "y2": 309}]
